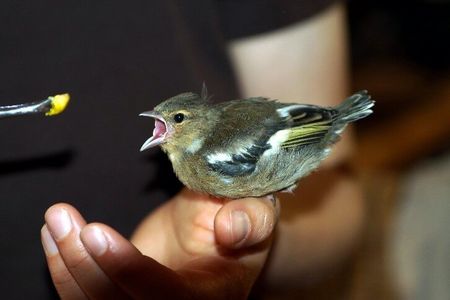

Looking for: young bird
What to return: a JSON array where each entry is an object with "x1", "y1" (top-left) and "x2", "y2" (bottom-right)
[{"x1": 140, "y1": 89, "x2": 374, "y2": 198}]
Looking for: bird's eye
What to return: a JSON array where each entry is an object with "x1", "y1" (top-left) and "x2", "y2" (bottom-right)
[{"x1": 174, "y1": 113, "x2": 185, "y2": 123}]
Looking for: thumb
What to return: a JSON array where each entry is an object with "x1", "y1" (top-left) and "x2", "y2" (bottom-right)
[{"x1": 214, "y1": 195, "x2": 279, "y2": 250}]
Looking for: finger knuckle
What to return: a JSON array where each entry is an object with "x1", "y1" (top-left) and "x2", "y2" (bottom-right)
[
  {"x1": 65, "y1": 252, "x2": 91, "y2": 271},
  {"x1": 50, "y1": 268, "x2": 75, "y2": 287}
]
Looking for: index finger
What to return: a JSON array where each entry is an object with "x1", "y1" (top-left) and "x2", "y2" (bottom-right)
[{"x1": 80, "y1": 223, "x2": 188, "y2": 299}]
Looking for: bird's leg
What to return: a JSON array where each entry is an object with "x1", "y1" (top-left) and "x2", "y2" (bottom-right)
[
  {"x1": 263, "y1": 194, "x2": 280, "y2": 218},
  {"x1": 280, "y1": 184, "x2": 297, "y2": 194},
  {"x1": 267, "y1": 194, "x2": 276, "y2": 206}
]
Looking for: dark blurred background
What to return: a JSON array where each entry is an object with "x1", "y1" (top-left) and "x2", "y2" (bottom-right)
[
  {"x1": 0, "y1": 0, "x2": 449, "y2": 299},
  {"x1": 336, "y1": 1, "x2": 450, "y2": 300},
  {"x1": 350, "y1": 0, "x2": 450, "y2": 170}
]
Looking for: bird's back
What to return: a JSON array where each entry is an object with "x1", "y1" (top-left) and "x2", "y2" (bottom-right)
[{"x1": 203, "y1": 98, "x2": 283, "y2": 152}]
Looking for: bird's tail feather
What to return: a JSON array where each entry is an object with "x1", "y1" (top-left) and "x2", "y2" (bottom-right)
[
  {"x1": 335, "y1": 90, "x2": 374, "y2": 123},
  {"x1": 323, "y1": 90, "x2": 374, "y2": 146}
]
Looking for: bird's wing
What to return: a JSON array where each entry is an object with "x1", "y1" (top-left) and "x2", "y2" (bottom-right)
[
  {"x1": 276, "y1": 104, "x2": 335, "y2": 148},
  {"x1": 205, "y1": 98, "x2": 276, "y2": 177},
  {"x1": 206, "y1": 142, "x2": 271, "y2": 176},
  {"x1": 205, "y1": 101, "x2": 335, "y2": 177}
]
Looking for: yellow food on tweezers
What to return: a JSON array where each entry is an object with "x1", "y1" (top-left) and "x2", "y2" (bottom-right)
[{"x1": 46, "y1": 93, "x2": 70, "y2": 116}]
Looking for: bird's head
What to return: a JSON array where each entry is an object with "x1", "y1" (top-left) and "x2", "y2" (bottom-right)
[{"x1": 140, "y1": 92, "x2": 216, "y2": 154}]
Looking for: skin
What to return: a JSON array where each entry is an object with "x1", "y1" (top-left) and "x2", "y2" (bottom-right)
[
  {"x1": 42, "y1": 191, "x2": 279, "y2": 299},
  {"x1": 42, "y1": 2, "x2": 364, "y2": 298}
]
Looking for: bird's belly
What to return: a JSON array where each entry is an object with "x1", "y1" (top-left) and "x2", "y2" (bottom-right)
[{"x1": 176, "y1": 146, "x2": 327, "y2": 198}]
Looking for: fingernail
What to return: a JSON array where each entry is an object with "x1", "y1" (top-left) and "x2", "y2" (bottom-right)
[
  {"x1": 46, "y1": 208, "x2": 72, "y2": 240},
  {"x1": 82, "y1": 226, "x2": 108, "y2": 257},
  {"x1": 231, "y1": 211, "x2": 250, "y2": 245},
  {"x1": 41, "y1": 225, "x2": 59, "y2": 256}
]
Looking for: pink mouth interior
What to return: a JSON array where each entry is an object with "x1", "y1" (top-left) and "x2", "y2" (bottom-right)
[{"x1": 153, "y1": 119, "x2": 167, "y2": 139}]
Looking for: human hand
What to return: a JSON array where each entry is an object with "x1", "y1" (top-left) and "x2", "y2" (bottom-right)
[{"x1": 41, "y1": 189, "x2": 279, "y2": 299}]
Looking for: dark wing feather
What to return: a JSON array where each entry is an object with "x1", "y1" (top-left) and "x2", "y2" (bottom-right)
[
  {"x1": 206, "y1": 98, "x2": 278, "y2": 176},
  {"x1": 277, "y1": 104, "x2": 335, "y2": 148},
  {"x1": 207, "y1": 144, "x2": 271, "y2": 176}
]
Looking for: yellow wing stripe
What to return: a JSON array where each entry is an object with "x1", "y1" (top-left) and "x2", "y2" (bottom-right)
[{"x1": 281, "y1": 122, "x2": 330, "y2": 148}]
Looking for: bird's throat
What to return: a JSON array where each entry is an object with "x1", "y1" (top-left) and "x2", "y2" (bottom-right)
[{"x1": 153, "y1": 119, "x2": 166, "y2": 139}]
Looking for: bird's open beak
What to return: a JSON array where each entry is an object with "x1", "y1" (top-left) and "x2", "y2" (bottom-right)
[{"x1": 139, "y1": 111, "x2": 169, "y2": 151}]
